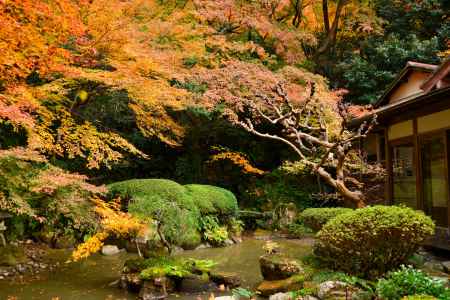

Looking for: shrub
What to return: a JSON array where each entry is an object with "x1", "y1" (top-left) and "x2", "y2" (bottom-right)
[
  {"x1": 184, "y1": 184, "x2": 238, "y2": 215},
  {"x1": 107, "y1": 179, "x2": 238, "y2": 248},
  {"x1": 376, "y1": 265, "x2": 450, "y2": 300},
  {"x1": 300, "y1": 207, "x2": 353, "y2": 231},
  {"x1": 314, "y1": 206, "x2": 435, "y2": 278},
  {"x1": 287, "y1": 223, "x2": 313, "y2": 238}
]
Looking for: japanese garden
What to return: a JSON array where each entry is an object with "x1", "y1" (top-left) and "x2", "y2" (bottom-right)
[{"x1": 0, "y1": 1, "x2": 449, "y2": 299}]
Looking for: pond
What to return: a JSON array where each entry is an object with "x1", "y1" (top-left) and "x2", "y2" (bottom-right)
[{"x1": 0, "y1": 237, "x2": 314, "y2": 300}]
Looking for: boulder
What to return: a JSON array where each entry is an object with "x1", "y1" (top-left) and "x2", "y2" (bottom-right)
[
  {"x1": 224, "y1": 239, "x2": 235, "y2": 246},
  {"x1": 259, "y1": 254, "x2": 302, "y2": 280},
  {"x1": 102, "y1": 245, "x2": 120, "y2": 256},
  {"x1": 179, "y1": 274, "x2": 217, "y2": 293},
  {"x1": 269, "y1": 292, "x2": 291, "y2": 300},
  {"x1": 120, "y1": 273, "x2": 143, "y2": 293},
  {"x1": 317, "y1": 281, "x2": 360, "y2": 300},
  {"x1": 214, "y1": 296, "x2": 238, "y2": 300},
  {"x1": 138, "y1": 281, "x2": 168, "y2": 300},
  {"x1": 422, "y1": 261, "x2": 444, "y2": 273},
  {"x1": 441, "y1": 261, "x2": 450, "y2": 274},
  {"x1": 210, "y1": 271, "x2": 241, "y2": 288},
  {"x1": 195, "y1": 243, "x2": 212, "y2": 250},
  {"x1": 257, "y1": 276, "x2": 303, "y2": 297}
]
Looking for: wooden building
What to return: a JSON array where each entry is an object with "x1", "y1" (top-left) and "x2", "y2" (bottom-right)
[{"x1": 351, "y1": 58, "x2": 450, "y2": 248}]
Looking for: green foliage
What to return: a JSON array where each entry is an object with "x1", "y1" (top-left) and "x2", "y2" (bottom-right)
[
  {"x1": 108, "y1": 179, "x2": 238, "y2": 248},
  {"x1": 376, "y1": 265, "x2": 450, "y2": 300},
  {"x1": 185, "y1": 184, "x2": 238, "y2": 215},
  {"x1": 232, "y1": 287, "x2": 255, "y2": 300},
  {"x1": 401, "y1": 296, "x2": 438, "y2": 300},
  {"x1": 315, "y1": 206, "x2": 435, "y2": 278},
  {"x1": 169, "y1": 78, "x2": 208, "y2": 94},
  {"x1": 244, "y1": 164, "x2": 317, "y2": 211},
  {"x1": 287, "y1": 223, "x2": 314, "y2": 238},
  {"x1": 338, "y1": 34, "x2": 442, "y2": 104},
  {"x1": 199, "y1": 215, "x2": 229, "y2": 245},
  {"x1": 129, "y1": 256, "x2": 216, "y2": 280},
  {"x1": 300, "y1": 207, "x2": 353, "y2": 231}
]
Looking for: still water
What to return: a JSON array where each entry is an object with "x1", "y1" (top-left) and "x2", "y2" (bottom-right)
[{"x1": 0, "y1": 238, "x2": 313, "y2": 300}]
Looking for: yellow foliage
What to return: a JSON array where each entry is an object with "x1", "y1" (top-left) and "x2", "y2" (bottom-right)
[
  {"x1": 70, "y1": 197, "x2": 146, "y2": 261},
  {"x1": 71, "y1": 232, "x2": 109, "y2": 262}
]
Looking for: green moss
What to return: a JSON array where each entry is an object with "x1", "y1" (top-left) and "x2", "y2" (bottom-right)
[{"x1": 124, "y1": 256, "x2": 216, "y2": 280}]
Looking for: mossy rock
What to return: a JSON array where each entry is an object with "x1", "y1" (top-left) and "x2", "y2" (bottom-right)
[
  {"x1": 209, "y1": 271, "x2": 241, "y2": 287},
  {"x1": 257, "y1": 275, "x2": 305, "y2": 296},
  {"x1": 260, "y1": 254, "x2": 303, "y2": 280},
  {"x1": 0, "y1": 245, "x2": 27, "y2": 267}
]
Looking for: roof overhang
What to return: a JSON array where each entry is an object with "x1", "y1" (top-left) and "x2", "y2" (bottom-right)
[
  {"x1": 373, "y1": 61, "x2": 438, "y2": 108},
  {"x1": 349, "y1": 86, "x2": 450, "y2": 129}
]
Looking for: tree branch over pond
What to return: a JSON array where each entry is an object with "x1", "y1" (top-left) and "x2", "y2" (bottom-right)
[{"x1": 237, "y1": 82, "x2": 377, "y2": 208}]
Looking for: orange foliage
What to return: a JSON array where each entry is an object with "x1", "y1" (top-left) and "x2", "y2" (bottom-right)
[
  {"x1": 71, "y1": 197, "x2": 146, "y2": 261},
  {"x1": 209, "y1": 151, "x2": 266, "y2": 176}
]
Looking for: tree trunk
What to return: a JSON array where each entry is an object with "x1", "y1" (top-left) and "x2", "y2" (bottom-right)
[
  {"x1": 322, "y1": 0, "x2": 330, "y2": 33},
  {"x1": 316, "y1": 0, "x2": 345, "y2": 55}
]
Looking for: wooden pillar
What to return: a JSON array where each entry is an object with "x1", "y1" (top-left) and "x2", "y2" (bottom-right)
[
  {"x1": 384, "y1": 127, "x2": 392, "y2": 204},
  {"x1": 413, "y1": 118, "x2": 423, "y2": 210}
]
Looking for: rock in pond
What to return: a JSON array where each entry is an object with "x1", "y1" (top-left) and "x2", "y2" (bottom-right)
[
  {"x1": 102, "y1": 245, "x2": 120, "y2": 256},
  {"x1": 317, "y1": 281, "x2": 361, "y2": 300},
  {"x1": 269, "y1": 292, "x2": 291, "y2": 300},
  {"x1": 441, "y1": 261, "x2": 450, "y2": 274},
  {"x1": 210, "y1": 271, "x2": 241, "y2": 288},
  {"x1": 259, "y1": 254, "x2": 302, "y2": 280},
  {"x1": 180, "y1": 274, "x2": 217, "y2": 293},
  {"x1": 257, "y1": 276, "x2": 303, "y2": 297},
  {"x1": 139, "y1": 280, "x2": 170, "y2": 300},
  {"x1": 120, "y1": 273, "x2": 143, "y2": 293},
  {"x1": 214, "y1": 296, "x2": 238, "y2": 300}
]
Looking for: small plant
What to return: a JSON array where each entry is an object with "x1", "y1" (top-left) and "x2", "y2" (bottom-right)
[
  {"x1": 262, "y1": 240, "x2": 280, "y2": 254},
  {"x1": 232, "y1": 287, "x2": 255, "y2": 300},
  {"x1": 199, "y1": 215, "x2": 229, "y2": 245},
  {"x1": 376, "y1": 265, "x2": 450, "y2": 300}
]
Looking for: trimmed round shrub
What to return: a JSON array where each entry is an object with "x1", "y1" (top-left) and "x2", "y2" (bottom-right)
[
  {"x1": 107, "y1": 179, "x2": 238, "y2": 248},
  {"x1": 185, "y1": 184, "x2": 238, "y2": 215},
  {"x1": 314, "y1": 206, "x2": 435, "y2": 278},
  {"x1": 377, "y1": 265, "x2": 449, "y2": 300},
  {"x1": 300, "y1": 207, "x2": 353, "y2": 231}
]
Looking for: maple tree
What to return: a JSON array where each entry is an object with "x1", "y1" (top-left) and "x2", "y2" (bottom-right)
[{"x1": 235, "y1": 82, "x2": 377, "y2": 207}]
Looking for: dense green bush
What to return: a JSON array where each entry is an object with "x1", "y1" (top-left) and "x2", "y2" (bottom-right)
[
  {"x1": 107, "y1": 179, "x2": 238, "y2": 248},
  {"x1": 376, "y1": 265, "x2": 450, "y2": 300},
  {"x1": 314, "y1": 206, "x2": 435, "y2": 278},
  {"x1": 300, "y1": 207, "x2": 353, "y2": 231},
  {"x1": 185, "y1": 184, "x2": 238, "y2": 215}
]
